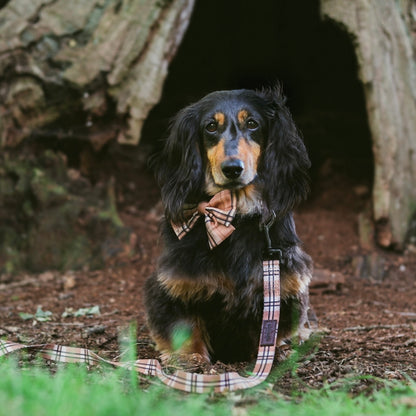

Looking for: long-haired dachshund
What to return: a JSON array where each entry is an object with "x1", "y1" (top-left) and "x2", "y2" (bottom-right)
[{"x1": 145, "y1": 87, "x2": 313, "y2": 365}]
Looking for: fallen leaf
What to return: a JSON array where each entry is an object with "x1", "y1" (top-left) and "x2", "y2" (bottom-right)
[
  {"x1": 19, "y1": 306, "x2": 53, "y2": 322},
  {"x1": 62, "y1": 305, "x2": 100, "y2": 318}
]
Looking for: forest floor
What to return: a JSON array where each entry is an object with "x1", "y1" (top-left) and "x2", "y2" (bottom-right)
[{"x1": 1, "y1": 154, "x2": 415, "y2": 395}]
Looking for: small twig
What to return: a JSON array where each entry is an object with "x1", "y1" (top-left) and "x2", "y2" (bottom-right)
[
  {"x1": 0, "y1": 278, "x2": 38, "y2": 290},
  {"x1": 342, "y1": 324, "x2": 413, "y2": 332},
  {"x1": 384, "y1": 310, "x2": 416, "y2": 318}
]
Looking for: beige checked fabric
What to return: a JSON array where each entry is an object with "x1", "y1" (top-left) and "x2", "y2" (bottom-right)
[
  {"x1": 0, "y1": 259, "x2": 280, "y2": 393},
  {"x1": 171, "y1": 190, "x2": 237, "y2": 249}
]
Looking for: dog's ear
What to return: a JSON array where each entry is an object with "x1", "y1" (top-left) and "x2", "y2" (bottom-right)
[
  {"x1": 154, "y1": 103, "x2": 204, "y2": 223},
  {"x1": 256, "y1": 87, "x2": 311, "y2": 221}
]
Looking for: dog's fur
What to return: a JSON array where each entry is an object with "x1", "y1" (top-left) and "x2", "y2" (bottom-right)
[{"x1": 145, "y1": 87, "x2": 313, "y2": 364}]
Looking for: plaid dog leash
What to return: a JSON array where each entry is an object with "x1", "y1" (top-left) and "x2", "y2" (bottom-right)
[{"x1": 0, "y1": 259, "x2": 280, "y2": 393}]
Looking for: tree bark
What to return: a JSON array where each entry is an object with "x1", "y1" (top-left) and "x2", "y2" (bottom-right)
[
  {"x1": 0, "y1": 0, "x2": 195, "y2": 148},
  {"x1": 321, "y1": 0, "x2": 416, "y2": 248},
  {"x1": 0, "y1": 0, "x2": 195, "y2": 273}
]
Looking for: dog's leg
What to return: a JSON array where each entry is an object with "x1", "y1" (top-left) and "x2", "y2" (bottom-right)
[
  {"x1": 277, "y1": 244, "x2": 313, "y2": 345},
  {"x1": 277, "y1": 291, "x2": 314, "y2": 346},
  {"x1": 293, "y1": 290, "x2": 315, "y2": 343},
  {"x1": 144, "y1": 274, "x2": 211, "y2": 366}
]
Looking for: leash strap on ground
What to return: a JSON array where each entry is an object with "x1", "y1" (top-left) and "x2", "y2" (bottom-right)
[{"x1": 0, "y1": 259, "x2": 280, "y2": 393}]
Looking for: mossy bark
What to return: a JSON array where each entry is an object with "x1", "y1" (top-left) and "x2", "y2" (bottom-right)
[
  {"x1": 0, "y1": 0, "x2": 194, "y2": 273},
  {"x1": 0, "y1": 151, "x2": 136, "y2": 273}
]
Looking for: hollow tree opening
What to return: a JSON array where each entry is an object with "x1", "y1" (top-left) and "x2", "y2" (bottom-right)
[{"x1": 142, "y1": 0, "x2": 373, "y2": 202}]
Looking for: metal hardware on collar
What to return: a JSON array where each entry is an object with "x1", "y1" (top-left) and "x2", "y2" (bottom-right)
[{"x1": 262, "y1": 210, "x2": 283, "y2": 261}]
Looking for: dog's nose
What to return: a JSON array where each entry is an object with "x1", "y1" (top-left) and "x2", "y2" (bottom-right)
[{"x1": 221, "y1": 159, "x2": 244, "y2": 180}]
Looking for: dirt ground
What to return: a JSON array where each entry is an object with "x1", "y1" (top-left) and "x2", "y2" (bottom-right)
[{"x1": 1, "y1": 155, "x2": 416, "y2": 395}]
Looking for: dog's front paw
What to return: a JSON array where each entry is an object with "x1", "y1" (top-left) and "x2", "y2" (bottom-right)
[
  {"x1": 160, "y1": 351, "x2": 211, "y2": 373},
  {"x1": 298, "y1": 305, "x2": 319, "y2": 343}
]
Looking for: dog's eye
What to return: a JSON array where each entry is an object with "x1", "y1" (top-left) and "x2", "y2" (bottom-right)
[
  {"x1": 205, "y1": 122, "x2": 217, "y2": 133},
  {"x1": 247, "y1": 119, "x2": 259, "y2": 130}
]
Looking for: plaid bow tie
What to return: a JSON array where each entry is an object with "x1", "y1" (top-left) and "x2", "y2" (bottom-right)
[{"x1": 171, "y1": 190, "x2": 237, "y2": 249}]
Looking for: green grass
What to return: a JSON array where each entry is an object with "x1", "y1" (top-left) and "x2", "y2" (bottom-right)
[{"x1": 1, "y1": 357, "x2": 415, "y2": 416}]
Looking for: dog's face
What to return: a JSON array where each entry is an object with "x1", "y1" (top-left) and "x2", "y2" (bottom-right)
[
  {"x1": 156, "y1": 87, "x2": 311, "y2": 223},
  {"x1": 200, "y1": 99, "x2": 265, "y2": 195}
]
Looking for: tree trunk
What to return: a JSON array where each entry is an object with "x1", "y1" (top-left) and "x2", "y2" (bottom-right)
[
  {"x1": 2, "y1": 0, "x2": 416, "y2": 251},
  {"x1": 321, "y1": 0, "x2": 416, "y2": 249},
  {"x1": 0, "y1": 0, "x2": 195, "y2": 274},
  {"x1": 0, "y1": 0, "x2": 195, "y2": 148}
]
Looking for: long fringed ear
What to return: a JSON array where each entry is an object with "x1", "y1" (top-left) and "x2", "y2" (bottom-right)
[
  {"x1": 154, "y1": 104, "x2": 204, "y2": 223},
  {"x1": 256, "y1": 87, "x2": 311, "y2": 221}
]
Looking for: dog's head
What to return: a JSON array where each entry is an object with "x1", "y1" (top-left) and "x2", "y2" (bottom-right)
[
  {"x1": 199, "y1": 93, "x2": 264, "y2": 195},
  {"x1": 156, "y1": 87, "x2": 310, "y2": 223}
]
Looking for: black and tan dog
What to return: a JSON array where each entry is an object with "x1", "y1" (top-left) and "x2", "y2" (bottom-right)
[{"x1": 145, "y1": 87, "x2": 313, "y2": 364}]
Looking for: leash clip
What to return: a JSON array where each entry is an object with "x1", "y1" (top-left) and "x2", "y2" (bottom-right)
[{"x1": 262, "y1": 211, "x2": 282, "y2": 261}]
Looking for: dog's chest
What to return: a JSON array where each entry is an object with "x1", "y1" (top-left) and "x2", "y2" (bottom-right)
[
  {"x1": 159, "y1": 271, "x2": 263, "y2": 314},
  {"x1": 159, "y1": 199, "x2": 267, "y2": 311}
]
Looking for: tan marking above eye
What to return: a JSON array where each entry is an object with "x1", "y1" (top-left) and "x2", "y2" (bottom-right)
[
  {"x1": 214, "y1": 112, "x2": 225, "y2": 126},
  {"x1": 237, "y1": 109, "x2": 249, "y2": 125}
]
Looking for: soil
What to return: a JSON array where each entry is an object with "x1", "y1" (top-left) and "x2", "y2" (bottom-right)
[{"x1": 1, "y1": 155, "x2": 415, "y2": 395}]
